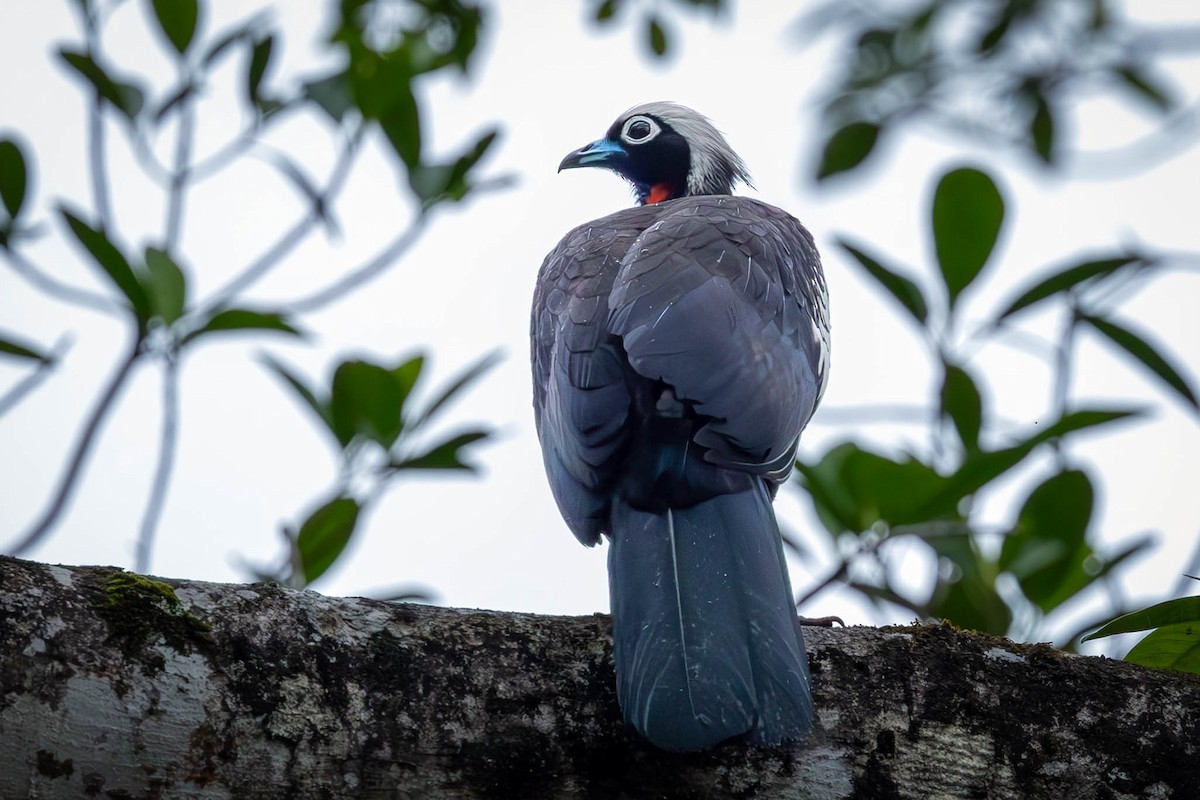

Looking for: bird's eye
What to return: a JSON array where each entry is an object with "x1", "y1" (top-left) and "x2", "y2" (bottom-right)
[{"x1": 621, "y1": 116, "x2": 660, "y2": 144}]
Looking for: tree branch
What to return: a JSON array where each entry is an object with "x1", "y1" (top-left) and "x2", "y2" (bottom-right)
[{"x1": 1, "y1": 556, "x2": 1195, "y2": 799}]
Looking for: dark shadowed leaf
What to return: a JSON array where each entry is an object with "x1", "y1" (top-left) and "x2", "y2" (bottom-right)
[
  {"x1": 996, "y1": 256, "x2": 1140, "y2": 321},
  {"x1": 941, "y1": 364, "x2": 983, "y2": 451},
  {"x1": 150, "y1": 0, "x2": 199, "y2": 54},
  {"x1": 261, "y1": 356, "x2": 333, "y2": 433},
  {"x1": 932, "y1": 167, "x2": 1005, "y2": 309},
  {"x1": 648, "y1": 17, "x2": 668, "y2": 56},
  {"x1": 329, "y1": 359, "x2": 412, "y2": 448},
  {"x1": 1083, "y1": 596, "x2": 1200, "y2": 641},
  {"x1": 58, "y1": 49, "x2": 145, "y2": 121},
  {"x1": 0, "y1": 333, "x2": 50, "y2": 363},
  {"x1": 1080, "y1": 313, "x2": 1198, "y2": 411},
  {"x1": 0, "y1": 139, "x2": 29, "y2": 220},
  {"x1": 794, "y1": 443, "x2": 865, "y2": 537},
  {"x1": 595, "y1": 0, "x2": 618, "y2": 22},
  {"x1": 999, "y1": 470, "x2": 1093, "y2": 613},
  {"x1": 60, "y1": 207, "x2": 151, "y2": 323},
  {"x1": 390, "y1": 430, "x2": 490, "y2": 472},
  {"x1": 926, "y1": 530, "x2": 1012, "y2": 635},
  {"x1": 184, "y1": 309, "x2": 303, "y2": 343},
  {"x1": 378, "y1": 84, "x2": 422, "y2": 170},
  {"x1": 838, "y1": 239, "x2": 928, "y2": 325},
  {"x1": 303, "y1": 70, "x2": 354, "y2": 121},
  {"x1": 143, "y1": 248, "x2": 187, "y2": 324},
  {"x1": 295, "y1": 496, "x2": 360, "y2": 584},
  {"x1": 1030, "y1": 93, "x2": 1054, "y2": 163},
  {"x1": 1115, "y1": 66, "x2": 1174, "y2": 112},
  {"x1": 410, "y1": 128, "x2": 501, "y2": 206},
  {"x1": 1124, "y1": 623, "x2": 1200, "y2": 675},
  {"x1": 247, "y1": 35, "x2": 274, "y2": 106},
  {"x1": 817, "y1": 122, "x2": 880, "y2": 181}
]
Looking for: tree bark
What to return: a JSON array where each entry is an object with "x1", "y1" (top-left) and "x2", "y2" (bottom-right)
[{"x1": 1, "y1": 556, "x2": 1196, "y2": 799}]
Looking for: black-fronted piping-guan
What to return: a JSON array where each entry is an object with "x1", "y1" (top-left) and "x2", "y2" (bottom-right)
[{"x1": 531, "y1": 102, "x2": 830, "y2": 751}]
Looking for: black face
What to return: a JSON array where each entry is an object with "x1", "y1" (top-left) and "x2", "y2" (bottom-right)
[{"x1": 604, "y1": 114, "x2": 691, "y2": 202}]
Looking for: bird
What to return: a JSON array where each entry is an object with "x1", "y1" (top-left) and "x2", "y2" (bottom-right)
[{"x1": 530, "y1": 102, "x2": 830, "y2": 751}]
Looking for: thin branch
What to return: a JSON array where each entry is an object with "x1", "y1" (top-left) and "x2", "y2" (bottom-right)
[
  {"x1": 165, "y1": 100, "x2": 195, "y2": 251},
  {"x1": 284, "y1": 215, "x2": 429, "y2": 315},
  {"x1": 83, "y1": 16, "x2": 113, "y2": 234},
  {"x1": 1051, "y1": 303, "x2": 1079, "y2": 470},
  {"x1": 5, "y1": 339, "x2": 142, "y2": 556},
  {"x1": 3, "y1": 249, "x2": 120, "y2": 315},
  {"x1": 1171, "y1": 535, "x2": 1200, "y2": 598},
  {"x1": 810, "y1": 403, "x2": 931, "y2": 425},
  {"x1": 135, "y1": 356, "x2": 179, "y2": 573},
  {"x1": 200, "y1": 128, "x2": 361, "y2": 312},
  {"x1": 0, "y1": 336, "x2": 73, "y2": 417}
]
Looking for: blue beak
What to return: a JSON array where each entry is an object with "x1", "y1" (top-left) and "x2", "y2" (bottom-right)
[{"x1": 559, "y1": 138, "x2": 628, "y2": 172}]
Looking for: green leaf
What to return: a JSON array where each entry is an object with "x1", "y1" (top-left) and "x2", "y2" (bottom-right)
[
  {"x1": 60, "y1": 207, "x2": 151, "y2": 323},
  {"x1": 1080, "y1": 314, "x2": 1198, "y2": 411},
  {"x1": 1124, "y1": 623, "x2": 1200, "y2": 675},
  {"x1": 0, "y1": 139, "x2": 29, "y2": 220},
  {"x1": 932, "y1": 167, "x2": 1005, "y2": 309},
  {"x1": 999, "y1": 470, "x2": 1094, "y2": 613},
  {"x1": 143, "y1": 248, "x2": 187, "y2": 324},
  {"x1": 0, "y1": 333, "x2": 50, "y2": 363},
  {"x1": 294, "y1": 496, "x2": 360, "y2": 585},
  {"x1": 303, "y1": 70, "x2": 354, "y2": 121},
  {"x1": 996, "y1": 256, "x2": 1140, "y2": 321},
  {"x1": 1083, "y1": 596, "x2": 1200, "y2": 642},
  {"x1": 150, "y1": 0, "x2": 199, "y2": 55},
  {"x1": 647, "y1": 17, "x2": 668, "y2": 56},
  {"x1": 247, "y1": 34, "x2": 274, "y2": 107},
  {"x1": 1030, "y1": 93, "x2": 1054, "y2": 164},
  {"x1": 817, "y1": 122, "x2": 880, "y2": 181},
  {"x1": 925, "y1": 530, "x2": 1012, "y2": 635},
  {"x1": 184, "y1": 308, "x2": 303, "y2": 343},
  {"x1": 410, "y1": 350, "x2": 501, "y2": 430},
  {"x1": 378, "y1": 83, "x2": 422, "y2": 170},
  {"x1": 1115, "y1": 66, "x2": 1174, "y2": 112},
  {"x1": 409, "y1": 128, "x2": 501, "y2": 205},
  {"x1": 58, "y1": 49, "x2": 145, "y2": 121},
  {"x1": 261, "y1": 356, "x2": 334, "y2": 433},
  {"x1": 941, "y1": 364, "x2": 982, "y2": 451},
  {"x1": 391, "y1": 430, "x2": 490, "y2": 472},
  {"x1": 595, "y1": 0, "x2": 618, "y2": 22},
  {"x1": 329, "y1": 359, "x2": 413, "y2": 449},
  {"x1": 837, "y1": 240, "x2": 928, "y2": 325},
  {"x1": 795, "y1": 444, "x2": 867, "y2": 537}
]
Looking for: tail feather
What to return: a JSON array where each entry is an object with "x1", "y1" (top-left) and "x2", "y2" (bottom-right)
[{"x1": 608, "y1": 483, "x2": 813, "y2": 751}]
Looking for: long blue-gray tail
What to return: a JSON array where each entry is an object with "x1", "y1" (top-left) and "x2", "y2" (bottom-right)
[{"x1": 608, "y1": 481, "x2": 813, "y2": 751}]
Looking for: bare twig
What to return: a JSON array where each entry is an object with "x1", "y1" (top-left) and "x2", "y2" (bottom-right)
[
  {"x1": 0, "y1": 336, "x2": 73, "y2": 417},
  {"x1": 3, "y1": 249, "x2": 119, "y2": 314},
  {"x1": 83, "y1": 15, "x2": 113, "y2": 234},
  {"x1": 5, "y1": 339, "x2": 142, "y2": 556},
  {"x1": 166, "y1": 100, "x2": 195, "y2": 250},
  {"x1": 135, "y1": 356, "x2": 179, "y2": 573}
]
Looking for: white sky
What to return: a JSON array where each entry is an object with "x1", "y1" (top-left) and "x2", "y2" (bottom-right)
[{"x1": 2, "y1": 1, "x2": 1197, "y2": 651}]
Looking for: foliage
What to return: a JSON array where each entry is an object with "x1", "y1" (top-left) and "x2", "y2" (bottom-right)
[
  {"x1": 1083, "y1": 591, "x2": 1200, "y2": 675},
  {"x1": 0, "y1": 0, "x2": 499, "y2": 589},
  {"x1": 792, "y1": 0, "x2": 1199, "y2": 658}
]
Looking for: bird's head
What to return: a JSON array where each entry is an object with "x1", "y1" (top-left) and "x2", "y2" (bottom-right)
[{"x1": 558, "y1": 102, "x2": 752, "y2": 206}]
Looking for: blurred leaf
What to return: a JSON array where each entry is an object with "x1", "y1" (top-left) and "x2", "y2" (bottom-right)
[
  {"x1": 795, "y1": 443, "x2": 864, "y2": 537},
  {"x1": 60, "y1": 207, "x2": 151, "y2": 323},
  {"x1": 996, "y1": 256, "x2": 1140, "y2": 321},
  {"x1": 837, "y1": 239, "x2": 928, "y2": 325},
  {"x1": 1115, "y1": 66, "x2": 1174, "y2": 112},
  {"x1": 1030, "y1": 93, "x2": 1054, "y2": 163},
  {"x1": 999, "y1": 470, "x2": 1093, "y2": 613},
  {"x1": 247, "y1": 35, "x2": 274, "y2": 108},
  {"x1": 1080, "y1": 313, "x2": 1198, "y2": 411},
  {"x1": 152, "y1": 82, "x2": 196, "y2": 125},
  {"x1": 1123, "y1": 623, "x2": 1200, "y2": 675},
  {"x1": 142, "y1": 248, "x2": 187, "y2": 324},
  {"x1": 58, "y1": 49, "x2": 145, "y2": 121},
  {"x1": 940, "y1": 364, "x2": 982, "y2": 451},
  {"x1": 0, "y1": 139, "x2": 29, "y2": 220},
  {"x1": 595, "y1": 0, "x2": 618, "y2": 22},
  {"x1": 390, "y1": 429, "x2": 489, "y2": 472},
  {"x1": 295, "y1": 496, "x2": 360, "y2": 584},
  {"x1": 817, "y1": 122, "x2": 880, "y2": 181},
  {"x1": 261, "y1": 356, "x2": 333, "y2": 433},
  {"x1": 184, "y1": 309, "x2": 303, "y2": 343},
  {"x1": 926, "y1": 530, "x2": 1011, "y2": 635},
  {"x1": 648, "y1": 16, "x2": 668, "y2": 56},
  {"x1": 378, "y1": 83, "x2": 422, "y2": 170},
  {"x1": 932, "y1": 167, "x2": 1005, "y2": 309},
  {"x1": 303, "y1": 70, "x2": 354, "y2": 121},
  {"x1": 410, "y1": 349, "x2": 501, "y2": 429},
  {"x1": 0, "y1": 333, "x2": 50, "y2": 363},
  {"x1": 1083, "y1": 596, "x2": 1200, "y2": 641},
  {"x1": 149, "y1": 0, "x2": 199, "y2": 55},
  {"x1": 410, "y1": 128, "x2": 500, "y2": 205},
  {"x1": 330, "y1": 359, "x2": 413, "y2": 448}
]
